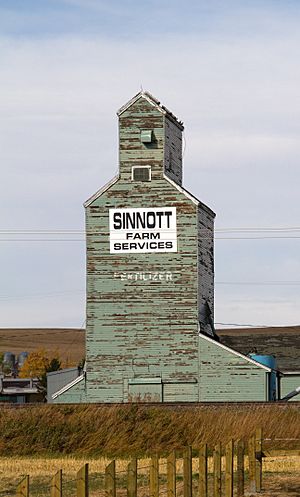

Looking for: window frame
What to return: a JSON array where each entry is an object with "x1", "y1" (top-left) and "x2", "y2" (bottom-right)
[{"x1": 131, "y1": 165, "x2": 152, "y2": 182}]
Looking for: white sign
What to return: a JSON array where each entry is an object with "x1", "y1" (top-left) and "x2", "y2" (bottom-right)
[{"x1": 109, "y1": 207, "x2": 177, "y2": 253}]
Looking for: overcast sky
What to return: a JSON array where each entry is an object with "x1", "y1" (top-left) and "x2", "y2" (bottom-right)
[{"x1": 0, "y1": 0, "x2": 299, "y2": 328}]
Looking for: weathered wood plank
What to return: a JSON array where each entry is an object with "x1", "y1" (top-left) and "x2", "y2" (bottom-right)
[
  {"x1": 77, "y1": 463, "x2": 89, "y2": 497},
  {"x1": 105, "y1": 461, "x2": 115, "y2": 497},
  {"x1": 255, "y1": 428, "x2": 263, "y2": 492},
  {"x1": 167, "y1": 451, "x2": 176, "y2": 497},
  {"x1": 16, "y1": 476, "x2": 29, "y2": 497},
  {"x1": 150, "y1": 455, "x2": 159, "y2": 497},
  {"x1": 198, "y1": 444, "x2": 207, "y2": 497},
  {"x1": 225, "y1": 440, "x2": 233, "y2": 497},
  {"x1": 50, "y1": 469, "x2": 62, "y2": 497},
  {"x1": 213, "y1": 443, "x2": 221, "y2": 497},
  {"x1": 183, "y1": 446, "x2": 192, "y2": 497},
  {"x1": 248, "y1": 437, "x2": 256, "y2": 493},
  {"x1": 237, "y1": 440, "x2": 244, "y2": 497},
  {"x1": 127, "y1": 458, "x2": 137, "y2": 497}
]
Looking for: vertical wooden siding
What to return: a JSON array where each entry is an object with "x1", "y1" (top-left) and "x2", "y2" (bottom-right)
[{"x1": 281, "y1": 374, "x2": 300, "y2": 401}]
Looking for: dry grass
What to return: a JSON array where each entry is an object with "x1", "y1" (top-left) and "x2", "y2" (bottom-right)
[
  {"x1": 0, "y1": 455, "x2": 299, "y2": 477},
  {"x1": 0, "y1": 403, "x2": 299, "y2": 495},
  {"x1": 1, "y1": 455, "x2": 299, "y2": 497},
  {"x1": 1, "y1": 404, "x2": 299, "y2": 457},
  {"x1": 263, "y1": 456, "x2": 300, "y2": 473}
]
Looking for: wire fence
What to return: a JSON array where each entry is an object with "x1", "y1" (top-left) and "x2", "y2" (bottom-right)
[{"x1": 12, "y1": 429, "x2": 300, "y2": 497}]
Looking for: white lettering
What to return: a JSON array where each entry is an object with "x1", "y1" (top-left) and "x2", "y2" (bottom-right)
[{"x1": 113, "y1": 271, "x2": 174, "y2": 282}]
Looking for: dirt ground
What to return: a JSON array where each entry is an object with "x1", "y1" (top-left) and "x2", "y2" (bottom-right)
[{"x1": 257, "y1": 474, "x2": 300, "y2": 497}]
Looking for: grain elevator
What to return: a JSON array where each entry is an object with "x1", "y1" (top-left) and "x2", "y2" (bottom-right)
[{"x1": 51, "y1": 92, "x2": 277, "y2": 403}]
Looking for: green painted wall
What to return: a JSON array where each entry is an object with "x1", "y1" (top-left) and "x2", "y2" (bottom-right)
[
  {"x1": 52, "y1": 92, "x2": 271, "y2": 404},
  {"x1": 281, "y1": 374, "x2": 300, "y2": 401},
  {"x1": 198, "y1": 335, "x2": 268, "y2": 401},
  {"x1": 85, "y1": 179, "x2": 200, "y2": 401},
  {"x1": 53, "y1": 377, "x2": 87, "y2": 403},
  {"x1": 84, "y1": 94, "x2": 215, "y2": 403}
]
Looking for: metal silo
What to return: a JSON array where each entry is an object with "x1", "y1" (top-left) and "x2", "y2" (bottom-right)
[
  {"x1": 249, "y1": 354, "x2": 277, "y2": 400},
  {"x1": 3, "y1": 352, "x2": 15, "y2": 368},
  {"x1": 18, "y1": 352, "x2": 29, "y2": 368}
]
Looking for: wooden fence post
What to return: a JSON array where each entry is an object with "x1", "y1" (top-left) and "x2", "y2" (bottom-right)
[
  {"x1": 77, "y1": 463, "x2": 88, "y2": 497},
  {"x1": 199, "y1": 444, "x2": 207, "y2": 497},
  {"x1": 213, "y1": 443, "x2": 221, "y2": 497},
  {"x1": 105, "y1": 461, "x2": 116, "y2": 497},
  {"x1": 150, "y1": 455, "x2": 159, "y2": 497},
  {"x1": 16, "y1": 475, "x2": 29, "y2": 497},
  {"x1": 127, "y1": 458, "x2": 137, "y2": 497},
  {"x1": 50, "y1": 469, "x2": 62, "y2": 497},
  {"x1": 236, "y1": 440, "x2": 244, "y2": 497},
  {"x1": 248, "y1": 436, "x2": 256, "y2": 493},
  {"x1": 183, "y1": 446, "x2": 192, "y2": 497},
  {"x1": 225, "y1": 440, "x2": 233, "y2": 497},
  {"x1": 255, "y1": 428, "x2": 263, "y2": 492},
  {"x1": 167, "y1": 450, "x2": 176, "y2": 497}
]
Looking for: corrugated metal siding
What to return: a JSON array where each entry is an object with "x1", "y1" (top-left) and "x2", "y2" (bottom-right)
[
  {"x1": 281, "y1": 374, "x2": 300, "y2": 401},
  {"x1": 198, "y1": 336, "x2": 268, "y2": 401}
]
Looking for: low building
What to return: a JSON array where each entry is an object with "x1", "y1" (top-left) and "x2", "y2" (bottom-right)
[
  {"x1": 47, "y1": 367, "x2": 82, "y2": 403},
  {"x1": 0, "y1": 375, "x2": 43, "y2": 403}
]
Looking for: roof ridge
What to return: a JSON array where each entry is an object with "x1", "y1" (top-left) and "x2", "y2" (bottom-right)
[{"x1": 117, "y1": 91, "x2": 184, "y2": 129}]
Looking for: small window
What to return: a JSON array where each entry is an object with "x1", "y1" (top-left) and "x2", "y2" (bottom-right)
[{"x1": 132, "y1": 166, "x2": 151, "y2": 182}]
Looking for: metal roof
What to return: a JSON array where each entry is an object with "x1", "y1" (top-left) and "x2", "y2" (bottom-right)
[{"x1": 199, "y1": 333, "x2": 273, "y2": 372}]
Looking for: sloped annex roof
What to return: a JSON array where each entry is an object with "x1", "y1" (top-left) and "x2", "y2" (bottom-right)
[
  {"x1": 117, "y1": 91, "x2": 184, "y2": 130},
  {"x1": 199, "y1": 333, "x2": 273, "y2": 372},
  {"x1": 218, "y1": 326, "x2": 300, "y2": 372},
  {"x1": 51, "y1": 373, "x2": 85, "y2": 400}
]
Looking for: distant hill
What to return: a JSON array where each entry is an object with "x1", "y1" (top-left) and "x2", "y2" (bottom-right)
[
  {"x1": 217, "y1": 326, "x2": 300, "y2": 372},
  {"x1": 0, "y1": 328, "x2": 85, "y2": 365},
  {"x1": 0, "y1": 325, "x2": 299, "y2": 372}
]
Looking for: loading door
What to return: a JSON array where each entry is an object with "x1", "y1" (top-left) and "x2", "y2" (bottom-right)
[{"x1": 127, "y1": 378, "x2": 162, "y2": 402}]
